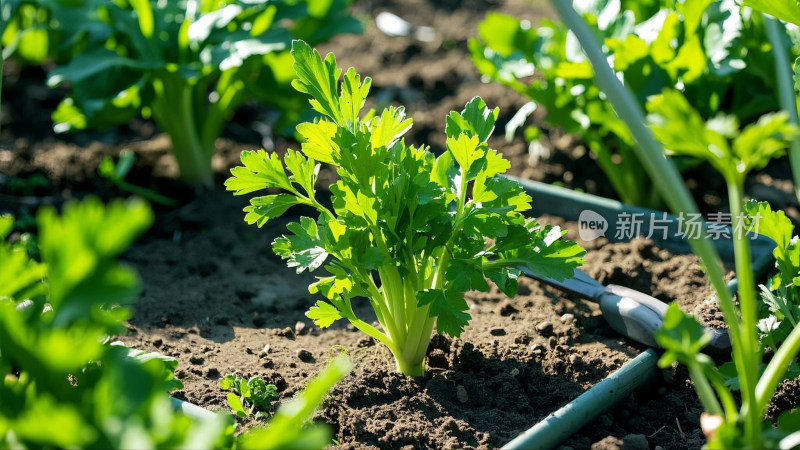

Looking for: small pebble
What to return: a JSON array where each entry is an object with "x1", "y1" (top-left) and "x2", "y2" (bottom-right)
[
  {"x1": 295, "y1": 321, "x2": 308, "y2": 336},
  {"x1": 276, "y1": 327, "x2": 294, "y2": 338},
  {"x1": 262, "y1": 344, "x2": 271, "y2": 354},
  {"x1": 536, "y1": 321, "x2": 554, "y2": 337},
  {"x1": 296, "y1": 349, "x2": 313, "y2": 362},
  {"x1": 530, "y1": 343, "x2": 544, "y2": 355},
  {"x1": 559, "y1": 313, "x2": 575, "y2": 324},
  {"x1": 456, "y1": 385, "x2": 468, "y2": 403}
]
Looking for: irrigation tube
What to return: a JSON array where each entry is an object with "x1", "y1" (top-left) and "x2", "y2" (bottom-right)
[
  {"x1": 502, "y1": 349, "x2": 659, "y2": 450},
  {"x1": 170, "y1": 396, "x2": 219, "y2": 421}
]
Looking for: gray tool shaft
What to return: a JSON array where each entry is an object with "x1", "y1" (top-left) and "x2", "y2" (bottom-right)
[{"x1": 520, "y1": 267, "x2": 731, "y2": 352}]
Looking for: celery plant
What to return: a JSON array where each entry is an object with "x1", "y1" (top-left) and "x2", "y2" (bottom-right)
[
  {"x1": 553, "y1": 0, "x2": 800, "y2": 446},
  {"x1": 0, "y1": 198, "x2": 351, "y2": 449},
  {"x1": 227, "y1": 40, "x2": 585, "y2": 376},
  {"x1": 47, "y1": 0, "x2": 360, "y2": 187}
]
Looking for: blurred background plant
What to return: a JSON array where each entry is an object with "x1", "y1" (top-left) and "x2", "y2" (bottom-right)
[
  {"x1": 471, "y1": 0, "x2": 798, "y2": 209},
  {"x1": 2, "y1": 0, "x2": 362, "y2": 187},
  {"x1": 0, "y1": 197, "x2": 352, "y2": 449}
]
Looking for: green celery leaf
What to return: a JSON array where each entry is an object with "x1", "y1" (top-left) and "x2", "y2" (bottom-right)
[
  {"x1": 0, "y1": 244, "x2": 46, "y2": 301},
  {"x1": 474, "y1": 176, "x2": 532, "y2": 213},
  {"x1": 744, "y1": 200, "x2": 793, "y2": 248},
  {"x1": 482, "y1": 149, "x2": 512, "y2": 178},
  {"x1": 647, "y1": 90, "x2": 731, "y2": 171},
  {"x1": 249, "y1": 378, "x2": 277, "y2": 411},
  {"x1": 290, "y1": 39, "x2": 344, "y2": 124},
  {"x1": 226, "y1": 150, "x2": 293, "y2": 195},
  {"x1": 605, "y1": 35, "x2": 648, "y2": 71},
  {"x1": 446, "y1": 259, "x2": 489, "y2": 292},
  {"x1": 306, "y1": 300, "x2": 342, "y2": 327},
  {"x1": 227, "y1": 392, "x2": 247, "y2": 417},
  {"x1": 219, "y1": 374, "x2": 236, "y2": 390},
  {"x1": 297, "y1": 119, "x2": 339, "y2": 165},
  {"x1": 733, "y1": 112, "x2": 795, "y2": 174},
  {"x1": 340, "y1": 67, "x2": 371, "y2": 125},
  {"x1": 445, "y1": 96, "x2": 499, "y2": 143},
  {"x1": 48, "y1": 49, "x2": 160, "y2": 87},
  {"x1": 655, "y1": 303, "x2": 712, "y2": 367},
  {"x1": 418, "y1": 289, "x2": 471, "y2": 337},
  {"x1": 284, "y1": 149, "x2": 320, "y2": 196},
  {"x1": 244, "y1": 194, "x2": 300, "y2": 228},
  {"x1": 370, "y1": 106, "x2": 413, "y2": 149},
  {"x1": 486, "y1": 267, "x2": 520, "y2": 298},
  {"x1": 446, "y1": 134, "x2": 484, "y2": 174},
  {"x1": 272, "y1": 217, "x2": 329, "y2": 273}
]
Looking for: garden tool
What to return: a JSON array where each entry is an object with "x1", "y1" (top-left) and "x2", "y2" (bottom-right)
[{"x1": 520, "y1": 267, "x2": 731, "y2": 353}]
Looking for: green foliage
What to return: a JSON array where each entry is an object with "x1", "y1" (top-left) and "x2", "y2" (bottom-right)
[
  {"x1": 743, "y1": 0, "x2": 800, "y2": 27},
  {"x1": 743, "y1": 201, "x2": 800, "y2": 354},
  {"x1": 470, "y1": 0, "x2": 794, "y2": 208},
  {"x1": 2, "y1": 0, "x2": 119, "y2": 64},
  {"x1": 0, "y1": 198, "x2": 351, "y2": 449},
  {"x1": 45, "y1": 0, "x2": 360, "y2": 186},
  {"x1": 227, "y1": 40, "x2": 585, "y2": 376},
  {"x1": 647, "y1": 89, "x2": 797, "y2": 186},
  {"x1": 0, "y1": 198, "x2": 235, "y2": 449},
  {"x1": 219, "y1": 374, "x2": 278, "y2": 418}
]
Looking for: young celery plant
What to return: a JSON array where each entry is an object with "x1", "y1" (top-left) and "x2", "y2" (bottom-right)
[
  {"x1": 226, "y1": 40, "x2": 584, "y2": 376},
  {"x1": 551, "y1": 1, "x2": 800, "y2": 446}
]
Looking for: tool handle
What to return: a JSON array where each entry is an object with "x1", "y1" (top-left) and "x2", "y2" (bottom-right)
[
  {"x1": 600, "y1": 285, "x2": 731, "y2": 353},
  {"x1": 598, "y1": 287, "x2": 664, "y2": 348}
]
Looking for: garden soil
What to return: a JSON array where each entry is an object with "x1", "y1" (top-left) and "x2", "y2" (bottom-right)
[
  {"x1": 112, "y1": 190, "x2": 717, "y2": 450},
  {"x1": 3, "y1": 0, "x2": 800, "y2": 449}
]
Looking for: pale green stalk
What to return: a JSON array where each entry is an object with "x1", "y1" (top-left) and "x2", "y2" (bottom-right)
[{"x1": 727, "y1": 179, "x2": 761, "y2": 445}]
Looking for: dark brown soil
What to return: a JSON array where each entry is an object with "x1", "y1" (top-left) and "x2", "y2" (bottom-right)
[
  {"x1": 107, "y1": 187, "x2": 714, "y2": 450},
  {"x1": 2, "y1": 0, "x2": 800, "y2": 449}
]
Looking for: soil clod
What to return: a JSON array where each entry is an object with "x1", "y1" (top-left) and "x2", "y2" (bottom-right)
[{"x1": 296, "y1": 349, "x2": 313, "y2": 362}]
